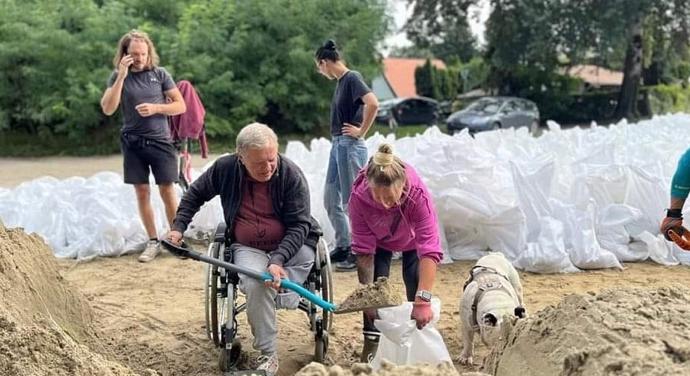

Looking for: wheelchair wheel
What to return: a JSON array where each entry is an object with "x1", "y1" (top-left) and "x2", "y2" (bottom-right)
[
  {"x1": 219, "y1": 338, "x2": 242, "y2": 372},
  {"x1": 207, "y1": 241, "x2": 235, "y2": 348},
  {"x1": 314, "y1": 318, "x2": 329, "y2": 363},
  {"x1": 317, "y1": 238, "x2": 333, "y2": 332},
  {"x1": 204, "y1": 241, "x2": 221, "y2": 344}
]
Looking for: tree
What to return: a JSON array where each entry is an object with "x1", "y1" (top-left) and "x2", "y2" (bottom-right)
[
  {"x1": 414, "y1": 60, "x2": 436, "y2": 98},
  {"x1": 174, "y1": 0, "x2": 390, "y2": 135},
  {"x1": 415, "y1": 59, "x2": 459, "y2": 100},
  {"x1": 0, "y1": 0, "x2": 391, "y2": 144},
  {"x1": 481, "y1": 0, "x2": 690, "y2": 120},
  {"x1": 405, "y1": 0, "x2": 478, "y2": 62}
]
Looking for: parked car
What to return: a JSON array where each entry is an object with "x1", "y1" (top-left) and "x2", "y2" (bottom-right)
[
  {"x1": 376, "y1": 96, "x2": 440, "y2": 129},
  {"x1": 446, "y1": 97, "x2": 540, "y2": 135}
]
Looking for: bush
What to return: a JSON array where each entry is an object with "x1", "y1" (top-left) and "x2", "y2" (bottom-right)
[
  {"x1": 649, "y1": 84, "x2": 690, "y2": 114},
  {"x1": 415, "y1": 59, "x2": 460, "y2": 101}
]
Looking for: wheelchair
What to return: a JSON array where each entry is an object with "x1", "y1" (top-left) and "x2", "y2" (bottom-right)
[{"x1": 203, "y1": 223, "x2": 333, "y2": 372}]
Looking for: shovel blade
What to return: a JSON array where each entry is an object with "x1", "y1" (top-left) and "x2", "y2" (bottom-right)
[{"x1": 334, "y1": 302, "x2": 398, "y2": 314}]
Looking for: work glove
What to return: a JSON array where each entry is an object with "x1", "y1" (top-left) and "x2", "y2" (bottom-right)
[
  {"x1": 411, "y1": 301, "x2": 433, "y2": 329},
  {"x1": 661, "y1": 210, "x2": 690, "y2": 250}
]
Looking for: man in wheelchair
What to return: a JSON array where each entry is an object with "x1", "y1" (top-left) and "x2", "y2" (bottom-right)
[{"x1": 167, "y1": 122, "x2": 322, "y2": 375}]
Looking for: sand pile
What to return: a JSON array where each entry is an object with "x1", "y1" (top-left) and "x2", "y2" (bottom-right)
[
  {"x1": 336, "y1": 277, "x2": 402, "y2": 313},
  {"x1": 0, "y1": 222, "x2": 138, "y2": 375},
  {"x1": 483, "y1": 286, "x2": 690, "y2": 376},
  {"x1": 296, "y1": 359, "x2": 489, "y2": 375}
]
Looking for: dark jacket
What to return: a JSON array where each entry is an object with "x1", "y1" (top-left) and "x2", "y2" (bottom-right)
[{"x1": 172, "y1": 153, "x2": 322, "y2": 266}]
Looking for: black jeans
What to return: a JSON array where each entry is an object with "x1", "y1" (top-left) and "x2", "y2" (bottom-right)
[{"x1": 362, "y1": 248, "x2": 419, "y2": 335}]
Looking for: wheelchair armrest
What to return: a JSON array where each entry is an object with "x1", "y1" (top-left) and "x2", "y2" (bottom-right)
[{"x1": 214, "y1": 223, "x2": 227, "y2": 243}]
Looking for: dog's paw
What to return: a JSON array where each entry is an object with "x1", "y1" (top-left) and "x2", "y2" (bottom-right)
[{"x1": 458, "y1": 353, "x2": 474, "y2": 366}]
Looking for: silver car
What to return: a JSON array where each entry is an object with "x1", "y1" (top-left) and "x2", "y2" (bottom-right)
[{"x1": 446, "y1": 97, "x2": 540, "y2": 135}]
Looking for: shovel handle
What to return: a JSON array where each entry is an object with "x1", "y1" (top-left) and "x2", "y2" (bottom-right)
[
  {"x1": 160, "y1": 240, "x2": 337, "y2": 312},
  {"x1": 668, "y1": 228, "x2": 690, "y2": 251}
]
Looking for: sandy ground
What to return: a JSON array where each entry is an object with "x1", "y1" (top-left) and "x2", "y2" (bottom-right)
[
  {"x1": 4, "y1": 155, "x2": 690, "y2": 375},
  {"x1": 55, "y1": 253, "x2": 690, "y2": 375},
  {"x1": 0, "y1": 154, "x2": 223, "y2": 188}
]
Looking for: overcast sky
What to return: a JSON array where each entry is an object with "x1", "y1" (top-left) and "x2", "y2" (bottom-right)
[{"x1": 384, "y1": 0, "x2": 490, "y2": 55}]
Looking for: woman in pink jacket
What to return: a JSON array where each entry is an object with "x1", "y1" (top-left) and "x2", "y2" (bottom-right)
[{"x1": 348, "y1": 143, "x2": 443, "y2": 362}]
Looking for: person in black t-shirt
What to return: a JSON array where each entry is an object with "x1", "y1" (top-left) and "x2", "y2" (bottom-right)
[
  {"x1": 100, "y1": 30, "x2": 186, "y2": 262},
  {"x1": 314, "y1": 40, "x2": 379, "y2": 271}
]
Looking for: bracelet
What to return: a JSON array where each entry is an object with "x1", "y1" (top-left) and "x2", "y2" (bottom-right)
[{"x1": 667, "y1": 209, "x2": 683, "y2": 218}]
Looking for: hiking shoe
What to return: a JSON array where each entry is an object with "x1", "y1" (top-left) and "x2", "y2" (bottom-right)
[
  {"x1": 256, "y1": 353, "x2": 279, "y2": 376},
  {"x1": 138, "y1": 240, "x2": 160, "y2": 263},
  {"x1": 329, "y1": 246, "x2": 350, "y2": 263},
  {"x1": 335, "y1": 253, "x2": 357, "y2": 272},
  {"x1": 360, "y1": 334, "x2": 380, "y2": 363}
]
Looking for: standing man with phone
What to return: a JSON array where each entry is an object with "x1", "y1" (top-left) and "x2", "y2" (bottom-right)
[{"x1": 101, "y1": 29, "x2": 186, "y2": 262}]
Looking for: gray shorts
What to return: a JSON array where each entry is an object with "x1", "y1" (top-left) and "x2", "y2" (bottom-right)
[{"x1": 120, "y1": 133, "x2": 178, "y2": 185}]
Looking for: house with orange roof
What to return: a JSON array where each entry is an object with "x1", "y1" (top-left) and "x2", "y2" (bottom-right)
[
  {"x1": 565, "y1": 64, "x2": 623, "y2": 90},
  {"x1": 372, "y1": 58, "x2": 447, "y2": 100}
]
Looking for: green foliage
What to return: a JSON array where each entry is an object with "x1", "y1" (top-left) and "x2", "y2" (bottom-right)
[
  {"x1": 405, "y1": 0, "x2": 477, "y2": 62},
  {"x1": 451, "y1": 57, "x2": 489, "y2": 94},
  {"x1": 414, "y1": 59, "x2": 458, "y2": 101},
  {"x1": 438, "y1": 66, "x2": 459, "y2": 100},
  {"x1": 173, "y1": 0, "x2": 389, "y2": 136},
  {"x1": 0, "y1": 0, "x2": 142, "y2": 140},
  {"x1": 509, "y1": 69, "x2": 583, "y2": 122},
  {"x1": 670, "y1": 62, "x2": 690, "y2": 83},
  {"x1": 414, "y1": 60, "x2": 435, "y2": 99},
  {"x1": 649, "y1": 84, "x2": 690, "y2": 114},
  {"x1": 481, "y1": 0, "x2": 690, "y2": 120},
  {"x1": 0, "y1": 0, "x2": 390, "y2": 156}
]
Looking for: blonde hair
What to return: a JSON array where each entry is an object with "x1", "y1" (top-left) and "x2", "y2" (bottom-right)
[
  {"x1": 366, "y1": 143, "x2": 406, "y2": 187},
  {"x1": 236, "y1": 122, "x2": 278, "y2": 155},
  {"x1": 112, "y1": 30, "x2": 160, "y2": 70}
]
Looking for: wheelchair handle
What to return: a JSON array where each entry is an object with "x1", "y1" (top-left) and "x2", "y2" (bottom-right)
[{"x1": 160, "y1": 240, "x2": 337, "y2": 312}]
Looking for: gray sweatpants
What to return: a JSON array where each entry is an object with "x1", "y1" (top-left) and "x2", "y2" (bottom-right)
[{"x1": 232, "y1": 243, "x2": 315, "y2": 355}]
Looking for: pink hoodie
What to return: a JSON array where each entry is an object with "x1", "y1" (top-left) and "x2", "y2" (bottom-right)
[
  {"x1": 169, "y1": 80, "x2": 208, "y2": 158},
  {"x1": 348, "y1": 164, "x2": 442, "y2": 263}
]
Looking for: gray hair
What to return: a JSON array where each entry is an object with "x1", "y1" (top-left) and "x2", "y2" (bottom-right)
[{"x1": 235, "y1": 122, "x2": 278, "y2": 155}]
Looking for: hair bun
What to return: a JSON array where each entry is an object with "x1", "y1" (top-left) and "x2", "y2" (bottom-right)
[
  {"x1": 324, "y1": 39, "x2": 337, "y2": 51},
  {"x1": 373, "y1": 143, "x2": 395, "y2": 166}
]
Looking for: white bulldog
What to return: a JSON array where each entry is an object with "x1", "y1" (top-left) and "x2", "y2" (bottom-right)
[{"x1": 459, "y1": 252, "x2": 525, "y2": 365}]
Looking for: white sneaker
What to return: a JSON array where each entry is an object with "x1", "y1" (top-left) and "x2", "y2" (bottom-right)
[
  {"x1": 138, "y1": 240, "x2": 160, "y2": 262},
  {"x1": 256, "y1": 353, "x2": 279, "y2": 376}
]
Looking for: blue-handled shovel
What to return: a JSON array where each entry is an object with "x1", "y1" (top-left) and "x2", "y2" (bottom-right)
[{"x1": 160, "y1": 240, "x2": 395, "y2": 313}]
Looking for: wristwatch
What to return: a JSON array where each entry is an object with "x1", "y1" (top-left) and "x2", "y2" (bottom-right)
[
  {"x1": 667, "y1": 208, "x2": 683, "y2": 218},
  {"x1": 415, "y1": 290, "x2": 432, "y2": 302}
]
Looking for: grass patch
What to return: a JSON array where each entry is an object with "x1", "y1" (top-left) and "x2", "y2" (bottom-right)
[
  {"x1": 0, "y1": 124, "x2": 432, "y2": 157},
  {"x1": 371, "y1": 123, "x2": 433, "y2": 138},
  {"x1": 0, "y1": 127, "x2": 121, "y2": 157}
]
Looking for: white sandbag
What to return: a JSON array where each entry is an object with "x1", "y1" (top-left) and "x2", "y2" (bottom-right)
[
  {"x1": 567, "y1": 202, "x2": 623, "y2": 270},
  {"x1": 596, "y1": 204, "x2": 647, "y2": 261},
  {"x1": 372, "y1": 298, "x2": 450, "y2": 369},
  {"x1": 5, "y1": 114, "x2": 690, "y2": 268},
  {"x1": 623, "y1": 166, "x2": 668, "y2": 236},
  {"x1": 515, "y1": 216, "x2": 579, "y2": 273},
  {"x1": 638, "y1": 231, "x2": 679, "y2": 266}
]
